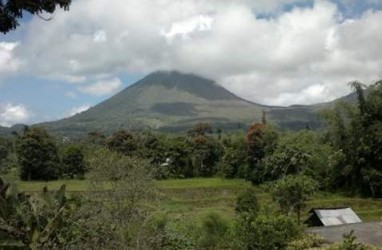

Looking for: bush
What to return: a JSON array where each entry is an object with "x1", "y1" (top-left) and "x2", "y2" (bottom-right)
[
  {"x1": 235, "y1": 187, "x2": 259, "y2": 220},
  {"x1": 199, "y1": 212, "x2": 229, "y2": 249},
  {"x1": 236, "y1": 214, "x2": 302, "y2": 250},
  {"x1": 287, "y1": 233, "x2": 324, "y2": 250},
  {"x1": 148, "y1": 214, "x2": 196, "y2": 250},
  {"x1": 87, "y1": 148, "x2": 156, "y2": 248}
]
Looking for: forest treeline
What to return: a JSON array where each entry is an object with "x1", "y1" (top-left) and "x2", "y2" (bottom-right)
[{"x1": 1, "y1": 81, "x2": 381, "y2": 197}]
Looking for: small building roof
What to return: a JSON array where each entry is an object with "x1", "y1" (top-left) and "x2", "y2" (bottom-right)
[{"x1": 308, "y1": 207, "x2": 362, "y2": 226}]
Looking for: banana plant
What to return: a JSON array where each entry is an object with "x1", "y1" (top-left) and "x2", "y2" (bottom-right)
[{"x1": 0, "y1": 177, "x2": 72, "y2": 249}]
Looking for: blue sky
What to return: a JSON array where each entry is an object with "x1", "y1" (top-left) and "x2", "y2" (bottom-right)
[{"x1": 1, "y1": 0, "x2": 382, "y2": 126}]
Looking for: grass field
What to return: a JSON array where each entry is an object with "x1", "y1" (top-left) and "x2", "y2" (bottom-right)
[{"x1": 5, "y1": 177, "x2": 382, "y2": 225}]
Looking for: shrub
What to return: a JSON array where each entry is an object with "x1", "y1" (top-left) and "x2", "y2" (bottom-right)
[
  {"x1": 199, "y1": 212, "x2": 229, "y2": 249},
  {"x1": 287, "y1": 233, "x2": 324, "y2": 250},
  {"x1": 235, "y1": 187, "x2": 260, "y2": 220},
  {"x1": 236, "y1": 214, "x2": 302, "y2": 250}
]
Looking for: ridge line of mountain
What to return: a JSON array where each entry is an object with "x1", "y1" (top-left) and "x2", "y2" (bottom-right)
[{"x1": 0, "y1": 71, "x2": 357, "y2": 136}]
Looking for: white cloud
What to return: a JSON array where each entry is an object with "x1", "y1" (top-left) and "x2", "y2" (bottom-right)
[
  {"x1": 63, "y1": 104, "x2": 91, "y2": 118},
  {"x1": 161, "y1": 15, "x2": 214, "y2": 42},
  {"x1": 79, "y1": 78, "x2": 122, "y2": 96},
  {"x1": 6, "y1": 0, "x2": 382, "y2": 105},
  {"x1": 0, "y1": 42, "x2": 20, "y2": 76},
  {"x1": 0, "y1": 103, "x2": 31, "y2": 127},
  {"x1": 93, "y1": 30, "x2": 107, "y2": 43}
]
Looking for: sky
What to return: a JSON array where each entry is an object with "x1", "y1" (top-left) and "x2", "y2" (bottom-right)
[{"x1": 1, "y1": 0, "x2": 382, "y2": 127}]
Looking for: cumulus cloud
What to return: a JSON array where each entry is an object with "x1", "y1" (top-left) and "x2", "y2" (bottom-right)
[
  {"x1": 79, "y1": 78, "x2": 122, "y2": 96},
  {"x1": 7, "y1": 0, "x2": 382, "y2": 105},
  {"x1": 63, "y1": 104, "x2": 91, "y2": 118},
  {"x1": 0, "y1": 42, "x2": 20, "y2": 76},
  {"x1": 0, "y1": 103, "x2": 31, "y2": 127},
  {"x1": 161, "y1": 15, "x2": 214, "y2": 42}
]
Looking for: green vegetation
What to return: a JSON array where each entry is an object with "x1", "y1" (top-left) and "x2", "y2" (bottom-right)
[
  {"x1": 2, "y1": 177, "x2": 382, "y2": 248},
  {"x1": 272, "y1": 175, "x2": 318, "y2": 224},
  {"x1": 16, "y1": 127, "x2": 61, "y2": 181},
  {"x1": 5, "y1": 178, "x2": 382, "y2": 222},
  {"x1": 1, "y1": 81, "x2": 382, "y2": 248},
  {"x1": 0, "y1": 0, "x2": 71, "y2": 34}
]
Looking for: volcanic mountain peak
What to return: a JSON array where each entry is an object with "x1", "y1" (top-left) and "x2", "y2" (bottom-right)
[
  {"x1": 10, "y1": 70, "x2": 350, "y2": 137},
  {"x1": 128, "y1": 70, "x2": 241, "y2": 101}
]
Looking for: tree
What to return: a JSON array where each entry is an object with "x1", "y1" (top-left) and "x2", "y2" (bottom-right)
[
  {"x1": 220, "y1": 134, "x2": 248, "y2": 178},
  {"x1": 246, "y1": 123, "x2": 278, "y2": 182},
  {"x1": 271, "y1": 175, "x2": 317, "y2": 224},
  {"x1": 188, "y1": 135, "x2": 222, "y2": 177},
  {"x1": 0, "y1": 0, "x2": 71, "y2": 34},
  {"x1": 235, "y1": 187, "x2": 260, "y2": 221},
  {"x1": 16, "y1": 127, "x2": 60, "y2": 181},
  {"x1": 88, "y1": 148, "x2": 156, "y2": 248},
  {"x1": 84, "y1": 131, "x2": 106, "y2": 146},
  {"x1": 187, "y1": 122, "x2": 212, "y2": 137},
  {"x1": 322, "y1": 81, "x2": 382, "y2": 196},
  {"x1": 0, "y1": 136, "x2": 10, "y2": 173},
  {"x1": 235, "y1": 214, "x2": 301, "y2": 250},
  {"x1": 162, "y1": 136, "x2": 192, "y2": 178},
  {"x1": 135, "y1": 130, "x2": 165, "y2": 165},
  {"x1": 61, "y1": 144, "x2": 87, "y2": 179},
  {"x1": 256, "y1": 131, "x2": 335, "y2": 185},
  {"x1": 106, "y1": 130, "x2": 137, "y2": 155}
]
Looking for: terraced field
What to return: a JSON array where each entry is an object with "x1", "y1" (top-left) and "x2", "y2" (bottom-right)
[{"x1": 10, "y1": 177, "x2": 382, "y2": 225}]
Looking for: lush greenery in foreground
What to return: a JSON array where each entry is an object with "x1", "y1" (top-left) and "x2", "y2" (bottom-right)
[
  {"x1": 1, "y1": 82, "x2": 382, "y2": 249},
  {"x1": 7, "y1": 177, "x2": 382, "y2": 223},
  {"x1": 2, "y1": 177, "x2": 382, "y2": 249}
]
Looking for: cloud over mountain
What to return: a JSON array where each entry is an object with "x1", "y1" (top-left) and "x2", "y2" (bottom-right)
[
  {"x1": 79, "y1": 78, "x2": 122, "y2": 96},
  {"x1": 5, "y1": 0, "x2": 382, "y2": 106}
]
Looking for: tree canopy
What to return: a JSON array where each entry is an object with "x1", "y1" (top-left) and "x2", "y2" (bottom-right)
[
  {"x1": 323, "y1": 81, "x2": 382, "y2": 196},
  {"x1": 16, "y1": 127, "x2": 60, "y2": 181},
  {"x1": 0, "y1": 0, "x2": 71, "y2": 34}
]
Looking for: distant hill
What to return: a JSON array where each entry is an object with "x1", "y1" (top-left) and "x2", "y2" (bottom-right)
[
  {"x1": 0, "y1": 126, "x2": 9, "y2": 136},
  {"x1": 6, "y1": 71, "x2": 356, "y2": 137},
  {"x1": 0, "y1": 124, "x2": 26, "y2": 137}
]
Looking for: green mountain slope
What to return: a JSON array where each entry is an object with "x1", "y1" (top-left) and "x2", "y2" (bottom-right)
[
  {"x1": 41, "y1": 71, "x2": 268, "y2": 136},
  {"x1": 11, "y1": 71, "x2": 356, "y2": 137}
]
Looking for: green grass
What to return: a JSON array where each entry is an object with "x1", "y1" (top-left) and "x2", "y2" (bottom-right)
[
  {"x1": 157, "y1": 178, "x2": 249, "y2": 189},
  {"x1": 155, "y1": 178, "x2": 250, "y2": 225},
  {"x1": 5, "y1": 177, "x2": 382, "y2": 224},
  {"x1": 13, "y1": 179, "x2": 91, "y2": 192}
]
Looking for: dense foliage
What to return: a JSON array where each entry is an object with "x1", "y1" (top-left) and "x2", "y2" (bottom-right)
[
  {"x1": 0, "y1": 178, "x2": 80, "y2": 248},
  {"x1": 61, "y1": 144, "x2": 87, "y2": 179},
  {"x1": 323, "y1": 81, "x2": 382, "y2": 196},
  {"x1": 271, "y1": 175, "x2": 317, "y2": 224},
  {"x1": 16, "y1": 127, "x2": 60, "y2": 181},
  {"x1": 0, "y1": 0, "x2": 71, "y2": 34}
]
